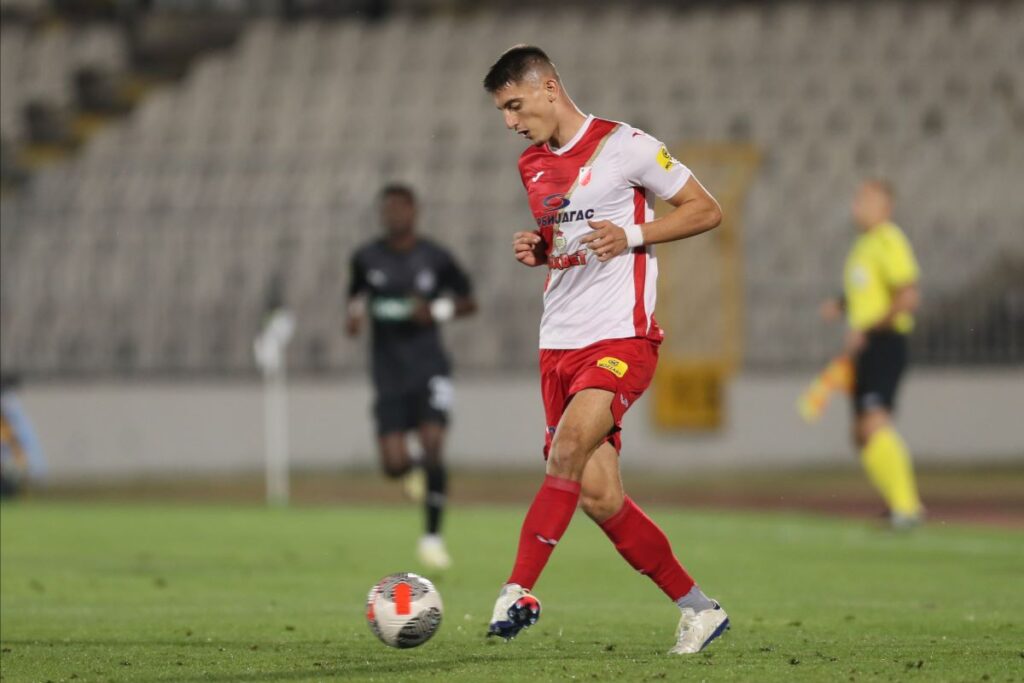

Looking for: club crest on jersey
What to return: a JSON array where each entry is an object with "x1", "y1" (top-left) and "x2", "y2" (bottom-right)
[
  {"x1": 553, "y1": 229, "x2": 567, "y2": 253},
  {"x1": 597, "y1": 357, "x2": 629, "y2": 378},
  {"x1": 542, "y1": 193, "x2": 571, "y2": 211},
  {"x1": 579, "y1": 166, "x2": 593, "y2": 186},
  {"x1": 657, "y1": 145, "x2": 678, "y2": 171},
  {"x1": 849, "y1": 265, "x2": 869, "y2": 289},
  {"x1": 415, "y1": 269, "x2": 435, "y2": 293}
]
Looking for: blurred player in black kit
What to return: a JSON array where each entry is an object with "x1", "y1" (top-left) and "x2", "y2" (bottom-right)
[{"x1": 346, "y1": 184, "x2": 477, "y2": 569}]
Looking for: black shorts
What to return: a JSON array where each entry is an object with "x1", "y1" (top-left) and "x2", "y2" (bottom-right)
[
  {"x1": 373, "y1": 376, "x2": 453, "y2": 436},
  {"x1": 853, "y1": 332, "x2": 908, "y2": 415}
]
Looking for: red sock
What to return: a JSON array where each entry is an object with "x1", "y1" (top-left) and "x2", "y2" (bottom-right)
[
  {"x1": 507, "y1": 475, "x2": 581, "y2": 590},
  {"x1": 599, "y1": 496, "x2": 695, "y2": 601}
]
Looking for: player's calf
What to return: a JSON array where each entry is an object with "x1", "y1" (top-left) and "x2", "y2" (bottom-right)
[{"x1": 580, "y1": 486, "x2": 624, "y2": 523}]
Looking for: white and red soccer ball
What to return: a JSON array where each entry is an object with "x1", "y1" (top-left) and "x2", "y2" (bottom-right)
[{"x1": 366, "y1": 572, "x2": 443, "y2": 648}]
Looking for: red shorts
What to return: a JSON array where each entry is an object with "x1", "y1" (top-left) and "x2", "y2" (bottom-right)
[{"x1": 540, "y1": 337, "x2": 659, "y2": 458}]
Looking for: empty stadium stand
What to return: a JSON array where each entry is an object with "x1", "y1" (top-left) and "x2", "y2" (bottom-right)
[{"x1": 2, "y1": 1, "x2": 1022, "y2": 376}]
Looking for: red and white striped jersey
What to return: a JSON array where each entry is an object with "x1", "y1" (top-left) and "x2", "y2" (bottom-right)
[{"x1": 518, "y1": 115, "x2": 692, "y2": 349}]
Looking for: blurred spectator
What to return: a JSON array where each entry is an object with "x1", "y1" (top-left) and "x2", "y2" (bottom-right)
[{"x1": 0, "y1": 374, "x2": 46, "y2": 497}]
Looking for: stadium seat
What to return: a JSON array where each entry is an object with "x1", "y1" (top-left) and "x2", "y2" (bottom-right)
[{"x1": 1, "y1": 4, "x2": 1020, "y2": 375}]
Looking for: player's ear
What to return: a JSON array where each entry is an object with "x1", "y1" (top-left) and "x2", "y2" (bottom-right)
[{"x1": 544, "y1": 78, "x2": 559, "y2": 102}]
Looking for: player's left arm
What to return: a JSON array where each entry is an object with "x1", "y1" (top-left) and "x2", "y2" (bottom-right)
[
  {"x1": 870, "y1": 283, "x2": 920, "y2": 331},
  {"x1": 844, "y1": 283, "x2": 919, "y2": 354},
  {"x1": 582, "y1": 177, "x2": 722, "y2": 262},
  {"x1": 582, "y1": 133, "x2": 722, "y2": 262},
  {"x1": 412, "y1": 249, "x2": 478, "y2": 325},
  {"x1": 871, "y1": 230, "x2": 921, "y2": 331}
]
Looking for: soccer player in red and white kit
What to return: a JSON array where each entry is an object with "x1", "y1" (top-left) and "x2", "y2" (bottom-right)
[{"x1": 483, "y1": 46, "x2": 729, "y2": 655}]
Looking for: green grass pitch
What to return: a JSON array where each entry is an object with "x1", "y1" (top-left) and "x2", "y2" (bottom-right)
[{"x1": 1, "y1": 502, "x2": 1021, "y2": 682}]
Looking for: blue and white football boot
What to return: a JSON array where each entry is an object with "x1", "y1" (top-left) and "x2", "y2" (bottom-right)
[{"x1": 487, "y1": 583, "x2": 541, "y2": 640}]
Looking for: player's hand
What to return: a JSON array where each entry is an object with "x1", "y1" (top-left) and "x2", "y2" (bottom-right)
[
  {"x1": 513, "y1": 231, "x2": 547, "y2": 267},
  {"x1": 346, "y1": 299, "x2": 366, "y2": 337},
  {"x1": 844, "y1": 328, "x2": 867, "y2": 356},
  {"x1": 581, "y1": 220, "x2": 628, "y2": 262},
  {"x1": 410, "y1": 297, "x2": 434, "y2": 326},
  {"x1": 820, "y1": 298, "x2": 843, "y2": 322}
]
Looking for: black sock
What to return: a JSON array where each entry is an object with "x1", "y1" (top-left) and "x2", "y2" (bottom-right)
[{"x1": 424, "y1": 463, "x2": 447, "y2": 535}]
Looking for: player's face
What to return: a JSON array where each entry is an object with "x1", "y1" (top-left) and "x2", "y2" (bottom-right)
[
  {"x1": 381, "y1": 194, "x2": 416, "y2": 239},
  {"x1": 492, "y1": 77, "x2": 558, "y2": 146},
  {"x1": 852, "y1": 183, "x2": 891, "y2": 230}
]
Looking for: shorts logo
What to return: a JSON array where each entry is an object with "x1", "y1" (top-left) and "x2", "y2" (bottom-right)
[
  {"x1": 656, "y1": 145, "x2": 678, "y2": 171},
  {"x1": 428, "y1": 376, "x2": 454, "y2": 411},
  {"x1": 542, "y1": 193, "x2": 571, "y2": 211},
  {"x1": 597, "y1": 356, "x2": 628, "y2": 378}
]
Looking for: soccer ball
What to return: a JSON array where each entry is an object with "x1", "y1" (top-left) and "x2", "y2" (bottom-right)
[{"x1": 365, "y1": 572, "x2": 443, "y2": 648}]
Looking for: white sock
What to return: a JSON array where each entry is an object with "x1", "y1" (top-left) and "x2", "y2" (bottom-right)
[{"x1": 675, "y1": 586, "x2": 715, "y2": 612}]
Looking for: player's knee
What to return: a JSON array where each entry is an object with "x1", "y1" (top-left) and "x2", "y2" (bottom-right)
[
  {"x1": 547, "y1": 429, "x2": 588, "y2": 478},
  {"x1": 580, "y1": 489, "x2": 623, "y2": 523},
  {"x1": 856, "y1": 409, "x2": 889, "y2": 446},
  {"x1": 380, "y1": 461, "x2": 408, "y2": 479}
]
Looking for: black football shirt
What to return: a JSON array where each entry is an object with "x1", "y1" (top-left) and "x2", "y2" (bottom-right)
[{"x1": 348, "y1": 238, "x2": 472, "y2": 394}]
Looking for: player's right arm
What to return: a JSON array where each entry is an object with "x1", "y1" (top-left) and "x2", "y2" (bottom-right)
[
  {"x1": 820, "y1": 296, "x2": 844, "y2": 322},
  {"x1": 346, "y1": 251, "x2": 368, "y2": 337},
  {"x1": 513, "y1": 230, "x2": 547, "y2": 267}
]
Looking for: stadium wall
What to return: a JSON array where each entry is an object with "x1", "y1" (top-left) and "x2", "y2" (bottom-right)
[{"x1": 18, "y1": 370, "x2": 1024, "y2": 483}]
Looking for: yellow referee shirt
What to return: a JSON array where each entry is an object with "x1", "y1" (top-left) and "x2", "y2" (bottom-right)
[{"x1": 844, "y1": 221, "x2": 920, "y2": 334}]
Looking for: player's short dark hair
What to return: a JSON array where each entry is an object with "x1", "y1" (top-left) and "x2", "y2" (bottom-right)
[
  {"x1": 379, "y1": 183, "x2": 417, "y2": 205},
  {"x1": 483, "y1": 45, "x2": 557, "y2": 93}
]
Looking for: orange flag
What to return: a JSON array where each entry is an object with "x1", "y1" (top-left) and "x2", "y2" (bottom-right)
[{"x1": 797, "y1": 355, "x2": 853, "y2": 423}]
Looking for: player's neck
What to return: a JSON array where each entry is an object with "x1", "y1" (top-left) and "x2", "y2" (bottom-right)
[
  {"x1": 386, "y1": 233, "x2": 417, "y2": 251},
  {"x1": 548, "y1": 107, "x2": 587, "y2": 150}
]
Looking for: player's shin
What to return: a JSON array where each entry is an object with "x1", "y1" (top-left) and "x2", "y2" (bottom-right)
[
  {"x1": 598, "y1": 496, "x2": 700, "y2": 603},
  {"x1": 506, "y1": 474, "x2": 581, "y2": 589},
  {"x1": 424, "y1": 463, "x2": 446, "y2": 535},
  {"x1": 862, "y1": 426, "x2": 922, "y2": 518}
]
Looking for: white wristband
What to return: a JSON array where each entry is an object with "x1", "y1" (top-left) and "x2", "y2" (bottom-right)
[
  {"x1": 623, "y1": 224, "x2": 645, "y2": 249},
  {"x1": 430, "y1": 298, "x2": 455, "y2": 322}
]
